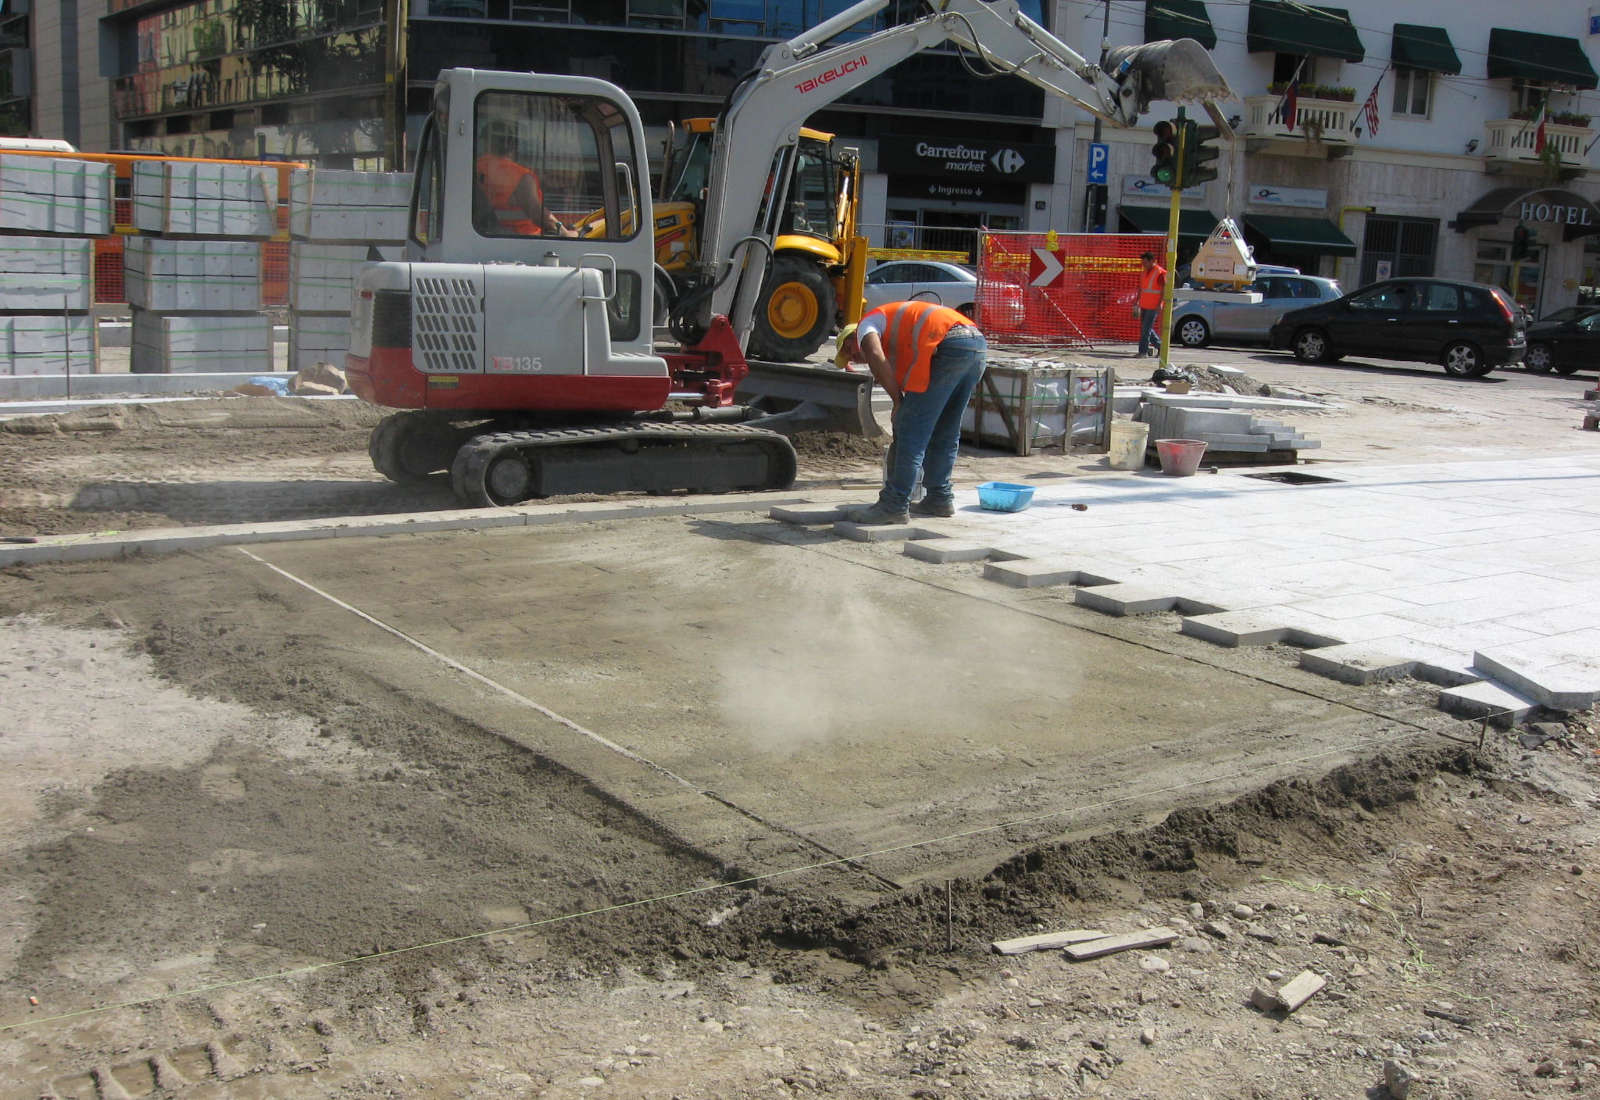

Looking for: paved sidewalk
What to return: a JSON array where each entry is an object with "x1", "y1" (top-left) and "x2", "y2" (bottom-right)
[{"x1": 785, "y1": 454, "x2": 1600, "y2": 720}]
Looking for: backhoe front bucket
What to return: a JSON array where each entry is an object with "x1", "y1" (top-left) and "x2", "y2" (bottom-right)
[
  {"x1": 1101, "y1": 39, "x2": 1233, "y2": 118},
  {"x1": 737, "y1": 359, "x2": 885, "y2": 440}
]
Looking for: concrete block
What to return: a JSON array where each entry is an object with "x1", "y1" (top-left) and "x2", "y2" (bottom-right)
[
  {"x1": 832, "y1": 520, "x2": 920, "y2": 541},
  {"x1": 1180, "y1": 610, "x2": 1292, "y2": 647},
  {"x1": 1073, "y1": 583, "x2": 1181, "y2": 616},
  {"x1": 1473, "y1": 650, "x2": 1600, "y2": 711},
  {"x1": 290, "y1": 168, "x2": 412, "y2": 241},
  {"x1": 1438, "y1": 679, "x2": 1537, "y2": 725},
  {"x1": 288, "y1": 242, "x2": 401, "y2": 312},
  {"x1": 0, "y1": 314, "x2": 95, "y2": 375},
  {"x1": 0, "y1": 236, "x2": 93, "y2": 310},
  {"x1": 124, "y1": 238, "x2": 262, "y2": 312},
  {"x1": 131, "y1": 310, "x2": 273, "y2": 373},
  {"x1": 0, "y1": 155, "x2": 113, "y2": 234},
  {"x1": 131, "y1": 160, "x2": 276, "y2": 237},
  {"x1": 983, "y1": 559, "x2": 1112, "y2": 588},
  {"x1": 1298, "y1": 644, "x2": 1417, "y2": 685},
  {"x1": 904, "y1": 540, "x2": 997, "y2": 563},
  {"x1": 770, "y1": 505, "x2": 845, "y2": 525}
]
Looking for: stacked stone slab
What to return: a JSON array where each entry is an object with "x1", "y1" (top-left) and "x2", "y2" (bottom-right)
[
  {"x1": 288, "y1": 169, "x2": 411, "y2": 373},
  {"x1": 1136, "y1": 395, "x2": 1319, "y2": 456},
  {"x1": 128, "y1": 160, "x2": 275, "y2": 374},
  {"x1": 0, "y1": 154, "x2": 111, "y2": 375}
]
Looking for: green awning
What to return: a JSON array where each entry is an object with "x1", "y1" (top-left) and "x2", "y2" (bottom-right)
[
  {"x1": 1247, "y1": 0, "x2": 1364, "y2": 63},
  {"x1": 1119, "y1": 205, "x2": 1219, "y2": 242},
  {"x1": 1486, "y1": 28, "x2": 1599, "y2": 90},
  {"x1": 1391, "y1": 23, "x2": 1461, "y2": 75},
  {"x1": 1242, "y1": 213, "x2": 1357, "y2": 257},
  {"x1": 1145, "y1": 1, "x2": 1216, "y2": 50}
]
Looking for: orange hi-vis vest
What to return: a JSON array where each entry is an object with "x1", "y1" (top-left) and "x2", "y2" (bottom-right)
[
  {"x1": 475, "y1": 155, "x2": 544, "y2": 236},
  {"x1": 867, "y1": 301, "x2": 971, "y2": 394},
  {"x1": 1138, "y1": 263, "x2": 1166, "y2": 310}
]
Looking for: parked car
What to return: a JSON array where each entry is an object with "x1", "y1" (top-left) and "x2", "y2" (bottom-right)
[
  {"x1": 1268, "y1": 278, "x2": 1526, "y2": 377},
  {"x1": 1170, "y1": 273, "x2": 1343, "y2": 348},
  {"x1": 1523, "y1": 310, "x2": 1600, "y2": 374},
  {"x1": 861, "y1": 260, "x2": 1023, "y2": 325},
  {"x1": 1537, "y1": 305, "x2": 1600, "y2": 325}
]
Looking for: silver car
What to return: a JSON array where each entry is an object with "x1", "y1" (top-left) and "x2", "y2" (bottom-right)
[
  {"x1": 862, "y1": 259, "x2": 1025, "y2": 326},
  {"x1": 1171, "y1": 273, "x2": 1343, "y2": 348}
]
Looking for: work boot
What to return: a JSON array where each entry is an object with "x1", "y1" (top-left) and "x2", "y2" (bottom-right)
[
  {"x1": 842, "y1": 503, "x2": 910, "y2": 525},
  {"x1": 909, "y1": 497, "x2": 955, "y2": 518}
]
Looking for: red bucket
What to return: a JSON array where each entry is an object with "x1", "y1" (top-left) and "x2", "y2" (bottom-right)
[{"x1": 1155, "y1": 438, "x2": 1208, "y2": 477}]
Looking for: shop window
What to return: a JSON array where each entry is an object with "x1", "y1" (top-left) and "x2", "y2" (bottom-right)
[
  {"x1": 1581, "y1": 238, "x2": 1600, "y2": 306},
  {"x1": 1391, "y1": 66, "x2": 1430, "y2": 118}
]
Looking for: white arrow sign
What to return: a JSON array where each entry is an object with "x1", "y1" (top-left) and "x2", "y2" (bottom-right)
[{"x1": 1030, "y1": 248, "x2": 1064, "y2": 288}]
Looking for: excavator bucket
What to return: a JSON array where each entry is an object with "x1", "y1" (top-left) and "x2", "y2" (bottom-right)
[
  {"x1": 1101, "y1": 39, "x2": 1233, "y2": 120},
  {"x1": 736, "y1": 359, "x2": 885, "y2": 440}
]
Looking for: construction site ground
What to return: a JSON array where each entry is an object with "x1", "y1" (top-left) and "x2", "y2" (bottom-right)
[{"x1": 1, "y1": 346, "x2": 1598, "y2": 1099}]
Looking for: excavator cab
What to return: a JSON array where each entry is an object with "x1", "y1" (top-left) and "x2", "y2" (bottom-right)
[{"x1": 351, "y1": 69, "x2": 669, "y2": 413}]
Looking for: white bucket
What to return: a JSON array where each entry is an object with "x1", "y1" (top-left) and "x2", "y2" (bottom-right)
[{"x1": 1107, "y1": 420, "x2": 1150, "y2": 470}]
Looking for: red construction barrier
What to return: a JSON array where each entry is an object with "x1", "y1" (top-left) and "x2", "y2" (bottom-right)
[{"x1": 976, "y1": 231, "x2": 1163, "y2": 350}]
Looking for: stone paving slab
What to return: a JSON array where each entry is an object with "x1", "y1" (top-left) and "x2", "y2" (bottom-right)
[{"x1": 784, "y1": 455, "x2": 1600, "y2": 716}]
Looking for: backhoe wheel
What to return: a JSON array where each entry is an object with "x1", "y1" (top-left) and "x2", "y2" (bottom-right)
[
  {"x1": 369, "y1": 411, "x2": 456, "y2": 484},
  {"x1": 747, "y1": 254, "x2": 836, "y2": 362}
]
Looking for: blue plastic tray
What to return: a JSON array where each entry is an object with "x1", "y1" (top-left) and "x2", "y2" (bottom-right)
[{"x1": 977, "y1": 481, "x2": 1035, "y2": 512}]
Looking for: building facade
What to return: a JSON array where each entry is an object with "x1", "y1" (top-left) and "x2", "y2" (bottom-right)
[
  {"x1": 1074, "y1": 0, "x2": 1600, "y2": 316},
  {"x1": 21, "y1": 0, "x2": 1599, "y2": 315}
]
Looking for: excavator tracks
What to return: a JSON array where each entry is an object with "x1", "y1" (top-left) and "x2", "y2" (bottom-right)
[{"x1": 448, "y1": 421, "x2": 798, "y2": 507}]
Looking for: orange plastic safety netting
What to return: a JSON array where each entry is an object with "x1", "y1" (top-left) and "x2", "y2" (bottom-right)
[{"x1": 974, "y1": 231, "x2": 1164, "y2": 350}]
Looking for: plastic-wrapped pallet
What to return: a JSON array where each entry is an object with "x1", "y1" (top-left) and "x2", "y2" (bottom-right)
[
  {"x1": 0, "y1": 155, "x2": 114, "y2": 236},
  {"x1": 290, "y1": 169, "x2": 412, "y2": 242},
  {"x1": 290, "y1": 309, "x2": 360, "y2": 373},
  {"x1": 131, "y1": 310, "x2": 272, "y2": 374},
  {"x1": 131, "y1": 160, "x2": 277, "y2": 237},
  {"x1": 0, "y1": 235, "x2": 93, "y2": 310},
  {"x1": 124, "y1": 237, "x2": 262, "y2": 312},
  {"x1": 288, "y1": 241, "x2": 402, "y2": 312},
  {"x1": 0, "y1": 314, "x2": 95, "y2": 376}
]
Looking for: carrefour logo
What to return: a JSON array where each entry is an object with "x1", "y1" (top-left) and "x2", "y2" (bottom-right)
[{"x1": 991, "y1": 148, "x2": 1025, "y2": 174}]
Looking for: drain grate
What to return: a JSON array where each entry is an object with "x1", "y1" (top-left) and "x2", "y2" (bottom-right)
[{"x1": 1244, "y1": 471, "x2": 1342, "y2": 485}]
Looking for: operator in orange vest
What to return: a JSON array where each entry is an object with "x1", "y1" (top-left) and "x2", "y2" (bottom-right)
[
  {"x1": 1136, "y1": 250, "x2": 1166, "y2": 357},
  {"x1": 835, "y1": 300, "x2": 988, "y2": 524},
  {"x1": 474, "y1": 126, "x2": 576, "y2": 238}
]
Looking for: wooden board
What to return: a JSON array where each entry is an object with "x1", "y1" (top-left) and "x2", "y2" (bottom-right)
[
  {"x1": 991, "y1": 929, "x2": 1106, "y2": 956},
  {"x1": 1061, "y1": 928, "x2": 1178, "y2": 960}
]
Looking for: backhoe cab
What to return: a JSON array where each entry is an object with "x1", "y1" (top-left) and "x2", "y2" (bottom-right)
[{"x1": 653, "y1": 119, "x2": 862, "y2": 361}]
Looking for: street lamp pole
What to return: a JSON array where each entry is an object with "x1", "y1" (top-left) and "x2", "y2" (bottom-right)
[{"x1": 1085, "y1": 0, "x2": 1111, "y2": 231}]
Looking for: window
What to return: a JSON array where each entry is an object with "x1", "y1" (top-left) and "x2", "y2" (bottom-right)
[
  {"x1": 1391, "y1": 65, "x2": 1430, "y2": 117},
  {"x1": 1272, "y1": 54, "x2": 1316, "y2": 87},
  {"x1": 1418, "y1": 283, "x2": 1460, "y2": 312},
  {"x1": 1511, "y1": 79, "x2": 1546, "y2": 118},
  {"x1": 1349, "y1": 283, "x2": 1409, "y2": 311},
  {"x1": 472, "y1": 89, "x2": 642, "y2": 242}
]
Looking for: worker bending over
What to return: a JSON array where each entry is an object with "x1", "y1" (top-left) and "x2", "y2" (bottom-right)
[{"x1": 836, "y1": 301, "x2": 988, "y2": 524}]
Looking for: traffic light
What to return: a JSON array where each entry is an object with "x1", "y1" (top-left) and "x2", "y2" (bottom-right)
[
  {"x1": 1511, "y1": 223, "x2": 1532, "y2": 261},
  {"x1": 1181, "y1": 121, "x2": 1221, "y2": 187},
  {"x1": 1150, "y1": 119, "x2": 1179, "y2": 187}
]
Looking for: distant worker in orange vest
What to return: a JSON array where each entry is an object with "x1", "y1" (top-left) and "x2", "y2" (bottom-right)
[
  {"x1": 835, "y1": 300, "x2": 988, "y2": 525},
  {"x1": 474, "y1": 125, "x2": 576, "y2": 238},
  {"x1": 1137, "y1": 250, "x2": 1166, "y2": 358}
]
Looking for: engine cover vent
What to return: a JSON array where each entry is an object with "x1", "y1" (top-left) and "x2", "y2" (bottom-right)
[{"x1": 412, "y1": 275, "x2": 481, "y2": 373}]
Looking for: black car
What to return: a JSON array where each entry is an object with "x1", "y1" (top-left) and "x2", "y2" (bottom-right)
[
  {"x1": 1524, "y1": 310, "x2": 1600, "y2": 375},
  {"x1": 1268, "y1": 278, "x2": 1526, "y2": 378}
]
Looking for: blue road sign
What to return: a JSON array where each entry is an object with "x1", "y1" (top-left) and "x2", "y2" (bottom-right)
[{"x1": 1087, "y1": 142, "x2": 1109, "y2": 185}]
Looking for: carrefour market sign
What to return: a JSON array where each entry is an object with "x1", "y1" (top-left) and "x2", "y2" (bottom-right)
[{"x1": 881, "y1": 134, "x2": 1055, "y2": 184}]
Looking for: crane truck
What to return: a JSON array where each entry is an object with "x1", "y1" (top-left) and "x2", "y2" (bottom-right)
[{"x1": 345, "y1": 0, "x2": 1231, "y2": 507}]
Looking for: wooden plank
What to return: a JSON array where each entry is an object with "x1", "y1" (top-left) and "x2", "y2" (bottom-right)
[
  {"x1": 1062, "y1": 927, "x2": 1178, "y2": 961},
  {"x1": 991, "y1": 929, "x2": 1106, "y2": 956}
]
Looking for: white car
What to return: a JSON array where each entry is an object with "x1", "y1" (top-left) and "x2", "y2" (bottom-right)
[
  {"x1": 862, "y1": 260, "x2": 1024, "y2": 326},
  {"x1": 1171, "y1": 273, "x2": 1343, "y2": 348}
]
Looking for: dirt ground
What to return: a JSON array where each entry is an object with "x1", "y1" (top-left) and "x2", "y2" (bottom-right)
[{"x1": 1, "y1": 360, "x2": 1598, "y2": 1098}]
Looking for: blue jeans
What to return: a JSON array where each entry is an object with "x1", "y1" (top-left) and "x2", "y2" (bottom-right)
[
  {"x1": 1138, "y1": 307, "x2": 1162, "y2": 356},
  {"x1": 878, "y1": 327, "x2": 988, "y2": 512}
]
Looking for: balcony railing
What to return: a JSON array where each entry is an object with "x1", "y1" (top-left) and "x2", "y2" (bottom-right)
[
  {"x1": 1483, "y1": 118, "x2": 1594, "y2": 171},
  {"x1": 1242, "y1": 94, "x2": 1354, "y2": 147}
]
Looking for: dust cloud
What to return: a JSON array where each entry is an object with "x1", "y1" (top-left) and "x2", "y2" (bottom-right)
[{"x1": 711, "y1": 569, "x2": 1080, "y2": 754}]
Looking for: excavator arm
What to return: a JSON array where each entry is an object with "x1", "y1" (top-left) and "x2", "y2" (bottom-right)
[{"x1": 684, "y1": 0, "x2": 1232, "y2": 349}]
